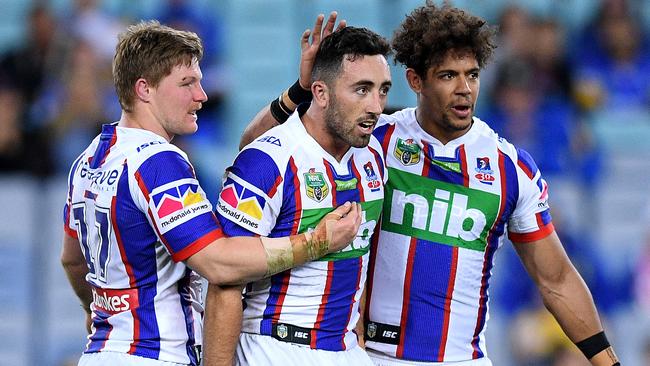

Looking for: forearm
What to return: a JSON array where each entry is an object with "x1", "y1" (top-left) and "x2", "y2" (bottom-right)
[
  {"x1": 538, "y1": 268, "x2": 602, "y2": 341},
  {"x1": 239, "y1": 80, "x2": 312, "y2": 150},
  {"x1": 539, "y1": 271, "x2": 618, "y2": 365},
  {"x1": 203, "y1": 284, "x2": 244, "y2": 366},
  {"x1": 62, "y1": 261, "x2": 93, "y2": 312},
  {"x1": 189, "y1": 231, "x2": 327, "y2": 285},
  {"x1": 61, "y1": 234, "x2": 92, "y2": 313},
  {"x1": 239, "y1": 105, "x2": 279, "y2": 150}
]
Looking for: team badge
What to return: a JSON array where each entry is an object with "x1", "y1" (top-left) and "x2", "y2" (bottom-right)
[
  {"x1": 394, "y1": 138, "x2": 421, "y2": 166},
  {"x1": 475, "y1": 157, "x2": 495, "y2": 185},
  {"x1": 363, "y1": 162, "x2": 381, "y2": 192},
  {"x1": 366, "y1": 322, "x2": 377, "y2": 339},
  {"x1": 304, "y1": 168, "x2": 329, "y2": 202},
  {"x1": 276, "y1": 324, "x2": 288, "y2": 339}
]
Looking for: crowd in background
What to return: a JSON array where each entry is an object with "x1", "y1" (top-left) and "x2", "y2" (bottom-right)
[{"x1": 0, "y1": 0, "x2": 649, "y2": 365}]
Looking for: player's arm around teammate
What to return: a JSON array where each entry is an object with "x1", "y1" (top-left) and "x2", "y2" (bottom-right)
[{"x1": 514, "y1": 232, "x2": 619, "y2": 366}]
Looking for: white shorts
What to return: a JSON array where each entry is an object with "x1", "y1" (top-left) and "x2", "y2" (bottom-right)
[
  {"x1": 78, "y1": 351, "x2": 190, "y2": 366},
  {"x1": 235, "y1": 333, "x2": 374, "y2": 366},
  {"x1": 367, "y1": 349, "x2": 492, "y2": 366}
]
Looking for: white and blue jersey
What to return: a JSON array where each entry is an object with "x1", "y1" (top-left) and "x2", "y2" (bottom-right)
[
  {"x1": 63, "y1": 124, "x2": 223, "y2": 365},
  {"x1": 365, "y1": 108, "x2": 554, "y2": 363},
  {"x1": 216, "y1": 108, "x2": 386, "y2": 352}
]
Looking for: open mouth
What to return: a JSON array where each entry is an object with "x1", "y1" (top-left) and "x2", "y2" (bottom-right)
[
  {"x1": 357, "y1": 120, "x2": 376, "y2": 134},
  {"x1": 451, "y1": 104, "x2": 471, "y2": 118}
]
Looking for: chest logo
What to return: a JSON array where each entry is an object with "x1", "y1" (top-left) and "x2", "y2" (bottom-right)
[
  {"x1": 304, "y1": 168, "x2": 329, "y2": 202},
  {"x1": 363, "y1": 162, "x2": 381, "y2": 192},
  {"x1": 394, "y1": 138, "x2": 421, "y2": 166},
  {"x1": 474, "y1": 157, "x2": 495, "y2": 185}
]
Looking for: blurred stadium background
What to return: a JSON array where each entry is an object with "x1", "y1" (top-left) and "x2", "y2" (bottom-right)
[{"x1": 0, "y1": 0, "x2": 649, "y2": 365}]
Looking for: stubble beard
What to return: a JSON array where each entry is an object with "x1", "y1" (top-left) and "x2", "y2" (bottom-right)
[{"x1": 324, "y1": 96, "x2": 370, "y2": 148}]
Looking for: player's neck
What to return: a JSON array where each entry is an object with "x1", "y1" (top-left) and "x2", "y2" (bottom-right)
[{"x1": 118, "y1": 110, "x2": 173, "y2": 141}]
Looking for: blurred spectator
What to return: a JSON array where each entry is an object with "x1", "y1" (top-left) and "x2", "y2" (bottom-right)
[
  {"x1": 29, "y1": 39, "x2": 119, "y2": 174},
  {"x1": 0, "y1": 4, "x2": 68, "y2": 105},
  {"x1": 0, "y1": 86, "x2": 25, "y2": 172},
  {"x1": 510, "y1": 307, "x2": 590, "y2": 366},
  {"x1": 67, "y1": 0, "x2": 125, "y2": 63},
  {"x1": 572, "y1": 0, "x2": 650, "y2": 113},
  {"x1": 483, "y1": 59, "x2": 576, "y2": 178},
  {"x1": 479, "y1": 5, "x2": 532, "y2": 106},
  {"x1": 528, "y1": 18, "x2": 573, "y2": 100}
]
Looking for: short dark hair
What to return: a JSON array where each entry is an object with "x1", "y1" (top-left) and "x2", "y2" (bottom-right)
[
  {"x1": 392, "y1": 1, "x2": 497, "y2": 78},
  {"x1": 113, "y1": 20, "x2": 203, "y2": 112},
  {"x1": 312, "y1": 26, "x2": 391, "y2": 85}
]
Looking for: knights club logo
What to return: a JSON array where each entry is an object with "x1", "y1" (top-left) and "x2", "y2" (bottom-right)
[
  {"x1": 475, "y1": 157, "x2": 495, "y2": 185},
  {"x1": 276, "y1": 324, "x2": 288, "y2": 339},
  {"x1": 304, "y1": 168, "x2": 329, "y2": 202},
  {"x1": 366, "y1": 322, "x2": 377, "y2": 339},
  {"x1": 394, "y1": 138, "x2": 421, "y2": 166},
  {"x1": 363, "y1": 161, "x2": 381, "y2": 192}
]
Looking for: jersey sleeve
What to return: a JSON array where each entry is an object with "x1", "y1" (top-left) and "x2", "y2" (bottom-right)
[
  {"x1": 507, "y1": 148, "x2": 555, "y2": 243},
  {"x1": 132, "y1": 149, "x2": 223, "y2": 262},
  {"x1": 215, "y1": 148, "x2": 283, "y2": 237}
]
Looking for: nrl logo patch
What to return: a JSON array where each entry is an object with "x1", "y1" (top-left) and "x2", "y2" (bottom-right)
[
  {"x1": 304, "y1": 168, "x2": 329, "y2": 202},
  {"x1": 394, "y1": 138, "x2": 421, "y2": 166},
  {"x1": 366, "y1": 322, "x2": 377, "y2": 339},
  {"x1": 276, "y1": 324, "x2": 288, "y2": 339}
]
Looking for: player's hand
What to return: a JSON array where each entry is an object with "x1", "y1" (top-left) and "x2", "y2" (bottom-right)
[
  {"x1": 312, "y1": 202, "x2": 361, "y2": 253},
  {"x1": 299, "y1": 11, "x2": 347, "y2": 89}
]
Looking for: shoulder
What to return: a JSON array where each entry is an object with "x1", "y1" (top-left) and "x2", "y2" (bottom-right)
[{"x1": 474, "y1": 116, "x2": 541, "y2": 179}]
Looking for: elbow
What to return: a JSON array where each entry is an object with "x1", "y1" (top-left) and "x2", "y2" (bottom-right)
[
  {"x1": 60, "y1": 253, "x2": 85, "y2": 271},
  {"x1": 201, "y1": 266, "x2": 245, "y2": 287}
]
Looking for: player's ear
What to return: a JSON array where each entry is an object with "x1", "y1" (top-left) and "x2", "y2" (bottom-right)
[
  {"x1": 406, "y1": 68, "x2": 423, "y2": 94},
  {"x1": 312, "y1": 80, "x2": 329, "y2": 108},
  {"x1": 134, "y1": 78, "x2": 152, "y2": 103}
]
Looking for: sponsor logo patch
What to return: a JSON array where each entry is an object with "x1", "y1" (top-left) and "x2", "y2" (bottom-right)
[
  {"x1": 151, "y1": 181, "x2": 211, "y2": 234},
  {"x1": 92, "y1": 287, "x2": 138, "y2": 315},
  {"x1": 394, "y1": 138, "x2": 421, "y2": 166},
  {"x1": 304, "y1": 168, "x2": 329, "y2": 202},
  {"x1": 217, "y1": 177, "x2": 266, "y2": 232}
]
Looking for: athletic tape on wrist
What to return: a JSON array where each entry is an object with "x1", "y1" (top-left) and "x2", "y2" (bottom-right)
[{"x1": 575, "y1": 331, "x2": 611, "y2": 360}]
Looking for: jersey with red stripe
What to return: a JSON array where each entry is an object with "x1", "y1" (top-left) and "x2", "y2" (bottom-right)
[
  {"x1": 365, "y1": 108, "x2": 553, "y2": 362},
  {"x1": 63, "y1": 124, "x2": 223, "y2": 365},
  {"x1": 215, "y1": 109, "x2": 386, "y2": 351}
]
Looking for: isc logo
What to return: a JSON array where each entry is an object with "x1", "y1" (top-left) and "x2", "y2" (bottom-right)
[
  {"x1": 382, "y1": 330, "x2": 398, "y2": 339},
  {"x1": 389, "y1": 188, "x2": 487, "y2": 241},
  {"x1": 294, "y1": 331, "x2": 309, "y2": 339}
]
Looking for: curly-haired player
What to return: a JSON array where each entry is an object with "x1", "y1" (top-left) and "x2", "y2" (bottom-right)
[{"x1": 240, "y1": 3, "x2": 620, "y2": 366}]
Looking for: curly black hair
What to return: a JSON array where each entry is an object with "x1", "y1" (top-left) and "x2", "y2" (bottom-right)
[{"x1": 392, "y1": 1, "x2": 497, "y2": 78}]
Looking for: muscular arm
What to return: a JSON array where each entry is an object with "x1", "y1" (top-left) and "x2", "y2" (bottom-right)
[
  {"x1": 60, "y1": 233, "x2": 93, "y2": 332},
  {"x1": 514, "y1": 231, "x2": 618, "y2": 365},
  {"x1": 187, "y1": 202, "x2": 361, "y2": 286},
  {"x1": 203, "y1": 284, "x2": 245, "y2": 366}
]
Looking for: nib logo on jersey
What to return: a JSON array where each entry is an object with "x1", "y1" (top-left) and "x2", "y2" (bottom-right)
[
  {"x1": 217, "y1": 176, "x2": 266, "y2": 233},
  {"x1": 383, "y1": 169, "x2": 500, "y2": 252},
  {"x1": 151, "y1": 181, "x2": 211, "y2": 234}
]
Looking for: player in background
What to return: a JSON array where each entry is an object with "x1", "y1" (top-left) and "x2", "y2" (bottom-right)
[
  {"x1": 238, "y1": 3, "x2": 620, "y2": 366},
  {"x1": 60, "y1": 20, "x2": 360, "y2": 366},
  {"x1": 203, "y1": 15, "x2": 391, "y2": 366}
]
